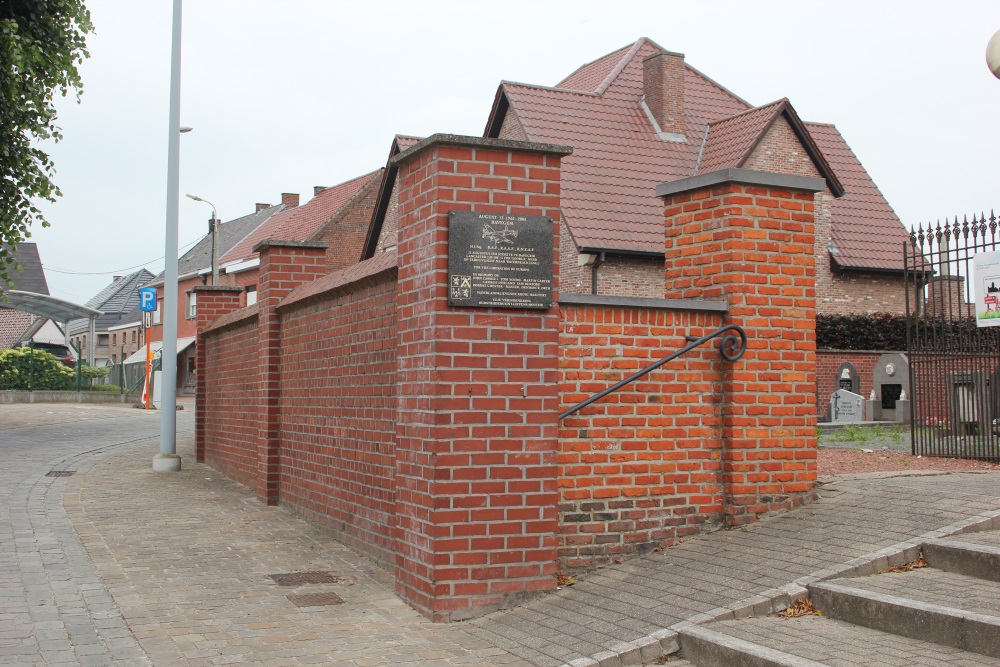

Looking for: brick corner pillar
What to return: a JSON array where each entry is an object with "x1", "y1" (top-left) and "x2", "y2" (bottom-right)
[
  {"x1": 252, "y1": 240, "x2": 328, "y2": 505},
  {"x1": 391, "y1": 134, "x2": 571, "y2": 621},
  {"x1": 658, "y1": 168, "x2": 821, "y2": 526},
  {"x1": 192, "y1": 285, "x2": 245, "y2": 463}
]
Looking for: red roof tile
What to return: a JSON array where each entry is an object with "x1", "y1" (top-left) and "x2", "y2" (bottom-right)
[
  {"x1": 809, "y1": 123, "x2": 909, "y2": 272},
  {"x1": 492, "y1": 37, "x2": 907, "y2": 271},
  {"x1": 221, "y1": 170, "x2": 381, "y2": 265},
  {"x1": 500, "y1": 37, "x2": 749, "y2": 254},
  {"x1": 696, "y1": 100, "x2": 786, "y2": 173}
]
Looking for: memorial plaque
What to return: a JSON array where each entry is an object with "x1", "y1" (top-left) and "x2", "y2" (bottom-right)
[
  {"x1": 830, "y1": 388, "x2": 864, "y2": 423},
  {"x1": 447, "y1": 211, "x2": 554, "y2": 309}
]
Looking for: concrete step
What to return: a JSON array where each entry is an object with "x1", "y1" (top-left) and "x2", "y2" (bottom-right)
[
  {"x1": 809, "y1": 567, "x2": 1000, "y2": 657},
  {"x1": 678, "y1": 616, "x2": 998, "y2": 667},
  {"x1": 924, "y1": 535, "x2": 1000, "y2": 582}
]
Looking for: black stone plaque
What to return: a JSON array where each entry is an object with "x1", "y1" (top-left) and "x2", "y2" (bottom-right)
[{"x1": 447, "y1": 211, "x2": 554, "y2": 309}]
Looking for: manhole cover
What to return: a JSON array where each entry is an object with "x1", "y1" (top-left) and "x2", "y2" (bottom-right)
[
  {"x1": 45, "y1": 470, "x2": 75, "y2": 477},
  {"x1": 287, "y1": 592, "x2": 344, "y2": 607},
  {"x1": 268, "y1": 571, "x2": 340, "y2": 586}
]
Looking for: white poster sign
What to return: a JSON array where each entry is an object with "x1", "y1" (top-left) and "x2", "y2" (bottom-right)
[{"x1": 972, "y1": 249, "x2": 1000, "y2": 327}]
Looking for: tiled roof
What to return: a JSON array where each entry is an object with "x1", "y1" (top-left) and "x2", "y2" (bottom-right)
[
  {"x1": 696, "y1": 100, "x2": 786, "y2": 174},
  {"x1": 361, "y1": 135, "x2": 426, "y2": 261},
  {"x1": 70, "y1": 269, "x2": 155, "y2": 334},
  {"x1": 394, "y1": 135, "x2": 422, "y2": 152},
  {"x1": 809, "y1": 123, "x2": 910, "y2": 272},
  {"x1": 490, "y1": 37, "x2": 908, "y2": 271},
  {"x1": 1, "y1": 243, "x2": 49, "y2": 295},
  {"x1": 557, "y1": 42, "x2": 637, "y2": 93},
  {"x1": 149, "y1": 204, "x2": 285, "y2": 285},
  {"x1": 497, "y1": 37, "x2": 749, "y2": 254},
  {"x1": 221, "y1": 170, "x2": 381, "y2": 264}
]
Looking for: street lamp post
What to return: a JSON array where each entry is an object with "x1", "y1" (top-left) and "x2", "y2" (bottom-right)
[
  {"x1": 153, "y1": 0, "x2": 183, "y2": 473},
  {"x1": 186, "y1": 194, "x2": 220, "y2": 285}
]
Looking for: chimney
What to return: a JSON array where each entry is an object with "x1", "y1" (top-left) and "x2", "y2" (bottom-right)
[
  {"x1": 281, "y1": 192, "x2": 300, "y2": 209},
  {"x1": 255, "y1": 202, "x2": 271, "y2": 212},
  {"x1": 643, "y1": 50, "x2": 686, "y2": 141},
  {"x1": 313, "y1": 186, "x2": 327, "y2": 197}
]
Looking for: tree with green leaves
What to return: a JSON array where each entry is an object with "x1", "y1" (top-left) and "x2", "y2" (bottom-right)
[{"x1": 0, "y1": 1, "x2": 93, "y2": 293}]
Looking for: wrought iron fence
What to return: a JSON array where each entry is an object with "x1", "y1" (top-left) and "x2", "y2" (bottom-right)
[{"x1": 905, "y1": 213, "x2": 1000, "y2": 461}]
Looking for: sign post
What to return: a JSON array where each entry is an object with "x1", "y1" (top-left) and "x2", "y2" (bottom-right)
[{"x1": 139, "y1": 288, "x2": 157, "y2": 410}]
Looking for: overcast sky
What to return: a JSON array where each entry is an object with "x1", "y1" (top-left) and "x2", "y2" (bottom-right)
[{"x1": 26, "y1": 0, "x2": 1000, "y2": 303}]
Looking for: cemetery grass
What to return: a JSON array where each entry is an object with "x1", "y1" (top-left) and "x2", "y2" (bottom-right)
[{"x1": 818, "y1": 425, "x2": 1000, "y2": 476}]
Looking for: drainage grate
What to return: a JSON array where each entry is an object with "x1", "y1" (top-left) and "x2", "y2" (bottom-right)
[
  {"x1": 268, "y1": 571, "x2": 341, "y2": 586},
  {"x1": 45, "y1": 470, "x2": 76, "y2": 477},
  {"x1": 287, "y1": 592, "x2": 343, "y2": 607}
]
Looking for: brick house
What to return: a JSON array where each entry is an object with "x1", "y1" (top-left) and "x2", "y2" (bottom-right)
[
  {"x1": 215, "y1": 171, "x2": 383, "y2": 304},
  {"x1": 192, "y1": 38, "x2": 912, "y2": 620},
  {"x1": 69, "y1": 269, "x2": 154, "y2": 367},
  {"x1": 0, "y1": 243, "x2": 53, "y2": 349}
]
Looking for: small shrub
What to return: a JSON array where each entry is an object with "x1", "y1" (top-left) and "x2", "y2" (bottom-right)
[
  {"x1": 80, "y1": 366, "x2": 109, "y2": 381},
  {"x1": 0, "y1": 347, "x2": 74, "y2": 390},
  {"x1": 86, "y1": 384, "x2": 121, "y2": 392}
]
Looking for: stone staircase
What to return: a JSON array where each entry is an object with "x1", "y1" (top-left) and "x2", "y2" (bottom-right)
[{"x1": 670, "y1": 528, "x2": 1000, "y2": 666}]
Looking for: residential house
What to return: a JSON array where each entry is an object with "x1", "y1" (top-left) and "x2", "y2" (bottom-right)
[
  {"x1": 146, "y1": 200, "x2": 287, "y2": 344},
  {"x1": 0, "y1": 243, "x2": 54, "y2": 349},
  {"x1": 363, "y1": 38, "x2": 912, "y2": 318},
  {"x1": 214, "y1": 171, "x2": 383, "y2": 305},
  {"x1": 69, "y1": 269, "x2": 155, "y2": 366}
]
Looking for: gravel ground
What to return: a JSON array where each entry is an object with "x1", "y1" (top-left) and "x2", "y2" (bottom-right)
[{"x1": 818, "y1": 425, "x2": 1000, "y2": 476}]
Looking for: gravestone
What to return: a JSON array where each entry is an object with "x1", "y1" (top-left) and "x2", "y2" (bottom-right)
[
  {"x1": 830, "y1": 388, "x2": 865, "y2": 423},
  {"x1": 872, "y1": 353, "x2": 910, "y2": 422},
  {"x1": 835, "y1": 362, "x2": 860, "y2": 395}
]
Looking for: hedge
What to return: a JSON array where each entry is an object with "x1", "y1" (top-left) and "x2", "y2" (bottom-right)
[{"x1": 817, "y1": 312, "x2": 1000, "y2": 352}]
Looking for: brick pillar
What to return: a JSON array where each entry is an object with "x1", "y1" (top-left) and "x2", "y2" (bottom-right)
[
  {"x1": 391, "y1": 134, "x2": 571, "y2": 621},
  {"x1": 659, "y1": 169, "x2": 822, "y2": 525},
  {"x1": 253, "y1": 240, "x2": 328, "y2": 505},
  {"x1": 192, "y1": 285, "x2": 245, "y2": 462}
]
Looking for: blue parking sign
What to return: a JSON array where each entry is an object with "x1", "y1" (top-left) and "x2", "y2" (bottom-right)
[{"x1": 139, "y1": 287, "x2": 157, "y2": 312}]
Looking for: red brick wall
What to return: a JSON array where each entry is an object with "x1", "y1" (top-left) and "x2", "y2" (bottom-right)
[
  {"x1": 662, "y1": 179, "x2": 819, "y2": 524},
  {"x1": 558, "y1": 304, "x2": 725, "y2": 568},
  {"x1": 816, "y1": 349, "x2": 883, "y2": 420},
  {"x1": 255, "y1": 242, "x2": 329, "y2": 505},
  {"x1": 199, "y1": 310, "x2": 261, "y2": 487},
  {"x1": 744, "y1": 117, "x2": 822, "y2": 179},
  {"x1": 393, "y1": 136, "x2": 567, "y2": 621},
  {"x1": 276, "y1": 268, "x2": 398, "y2": 568},
  {"x1": 311, "y1": 172, "x2": 382, "y2": 273}
]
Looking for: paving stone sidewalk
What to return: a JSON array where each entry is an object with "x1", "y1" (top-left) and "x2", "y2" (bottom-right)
[{"x1": 5, "y1": 404, "x2": 1000, "y2": 666}]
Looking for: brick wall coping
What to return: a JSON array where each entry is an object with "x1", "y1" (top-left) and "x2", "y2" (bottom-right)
[
  {"x1": 191, "y1": 285, "x2": 245, "y2": 294},
  {"x1": 655, "y1": 167, "x2": 826, "y2": 198},
  {"x1": 560, "y1": 293, "x2": 727, "y2": 313},
  {"x1": 390, "y1": 133, "x2": 573, "y2": 168},
  {"x1": 818, "y1": 348, "x2": 905, "y2": 354},
  {"x1": 278, "y1": 251, "x2": 398, "y2": 312},
  {"x1": 251, "y1": 239, "x2": 329, "y2": 254},
  {"x1": 202, "y1": 303, "x2": 259, "y2": 336}
]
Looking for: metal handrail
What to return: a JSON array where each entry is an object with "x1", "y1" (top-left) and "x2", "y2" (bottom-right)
[{"x1": 558, "y1": 324, "x2": 748, "y2": 420}]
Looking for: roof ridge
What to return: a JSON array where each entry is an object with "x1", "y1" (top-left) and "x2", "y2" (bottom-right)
[
  {"x1": 502, "y1": 80, "x2": 600, "y2": 98},
  {"x1": 555, "y1": 42, "x2": 633, "y2": 91},
  {"x1": 594, "y1": 38, "x2": 648, "y2": 96},
  {"x1": 307, "y1": 168, "x2": 383, "y2": 242},
  {"x1": 684, "y1": 62, "x2": 753, "y2": 110},
  {"x1": 709, "y1": 97, "x2": 787, "y2": 126}
]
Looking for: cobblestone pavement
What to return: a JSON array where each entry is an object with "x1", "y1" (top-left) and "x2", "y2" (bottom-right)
[
  {"x1": 5, "y1": 403, "x2": 1000, "y2": 667},
  {"x1": 465, "y1": 472, "x2": 1000, "y2": 666},
  {"x1": 1, "y1": 404, "x2": 526, "y2": 667}
]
